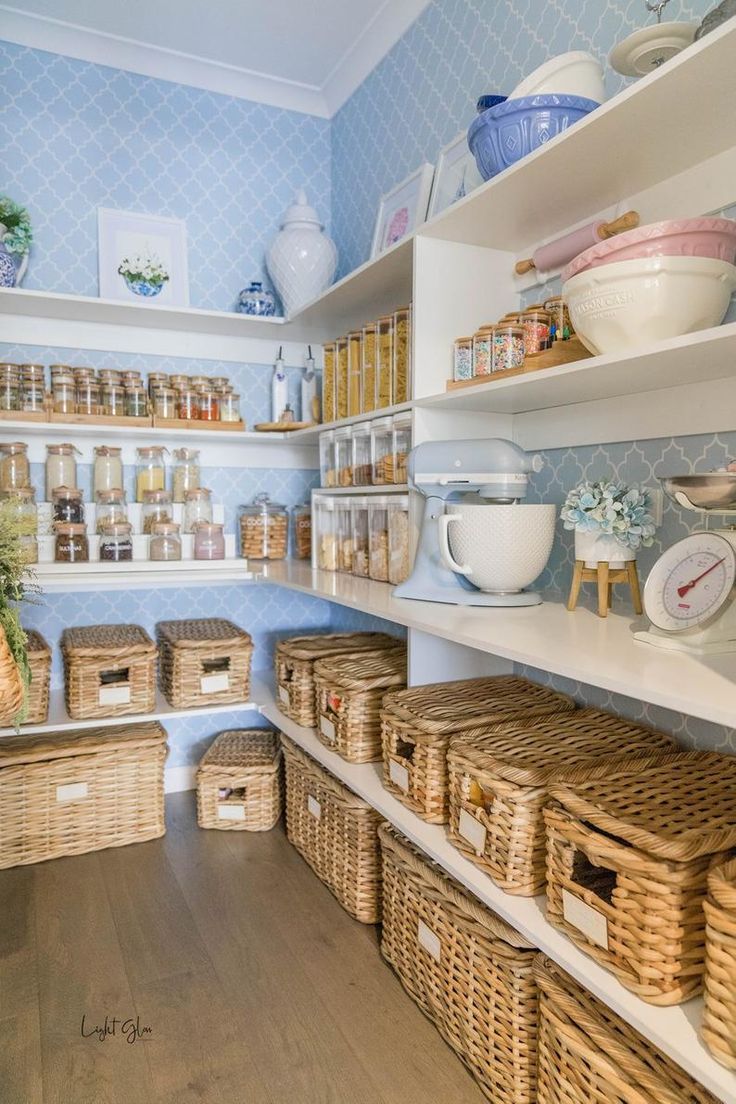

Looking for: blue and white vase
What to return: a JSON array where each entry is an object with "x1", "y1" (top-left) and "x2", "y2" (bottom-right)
[
  {"x1": 237, "y1": 280, "x2": 277, "y2": 316},
  {"x1": 0, "y1": 227, "x2": 27, "y2": 288}
]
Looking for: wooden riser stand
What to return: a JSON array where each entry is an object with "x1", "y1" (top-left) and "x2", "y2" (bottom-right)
[{"x1": 567, "y1": 559, "x2": 643, "y2": 619}]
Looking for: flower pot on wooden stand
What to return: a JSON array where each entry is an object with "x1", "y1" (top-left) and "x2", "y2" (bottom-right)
[{"x1": 567, "y1": 530, "x2": 642, "y2": 618}]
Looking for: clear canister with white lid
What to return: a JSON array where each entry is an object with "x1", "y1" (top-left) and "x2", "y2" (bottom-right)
[
  {"x1": 334, "y1": 425, "x2": 353, "y2": 487},
  {"x1": 336, "y1": 499, "x2": 353, "y2": 572},
  {"x1": 388, "y1": 494, "x2": 411, "y2": 584},
  {"x1": 351, "y1": 496, "x2": 369, "y2": 578},
  {"x1": 390, "y1": 411, "x2": 412, "y2": 485},
  {"x1": 352, "y1": 422, "x2": 372, "y2": 486},
  {"x1": 315, "y1": 497, "x2": 338, "y2": 571},
  {"x1": 368, "y1": 496, "x2": 390, "y2": 581},
  {"x1": 370, "y1": 416, "x2": 393, "y2": 485},
  {"x1": 319, "y1": 429, "x2": 336, "y2": 488}
]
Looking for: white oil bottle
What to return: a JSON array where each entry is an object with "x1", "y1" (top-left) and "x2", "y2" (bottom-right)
[
  {"x1": 271, "y1": 345, "x2": 288, "y2": 423},
  {"x1": 301, "y1": 345, "x2": 319, "y2": 424}
]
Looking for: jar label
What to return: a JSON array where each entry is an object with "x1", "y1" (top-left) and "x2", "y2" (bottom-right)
[
  {"x1": 562, "y1": 889, "x2": 609, "y2": 950},
  {"x1": 417, "y1": 920, "x2": 441, "y2": 962},
  {"x1": 200, "y1": 673, "x2": 229, "y2": 694},
  {"x1": 218, "y1": 803, "x2": 246, "y2": 820},
  {"x1": 278, "y1": 685, "x2": 290, "y2": 705},
  {"x1": 307, "y1": 795, "x2": 321, "y2": 820},
  {"x1": 319, "y1": 715, "x2": 336, "y2": 742},
  {"x1": 99, "y1": 685, "x2": 131, "y2": 706},
  {"x1": 458, "y1": 807, "x2": 487, "y2": 853},
  {"x1": 389, "y1": 758, "x2": 409, "y2": 792},
  {"x1": 56, "y1": 781, "x2": 89, "y2": 802}
]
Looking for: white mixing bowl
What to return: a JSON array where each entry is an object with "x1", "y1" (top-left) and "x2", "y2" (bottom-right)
[
  {"x1": 510, "y1": 51, "x2": 606, "y2": 103},
  {"x1": 563, "y1": 255, "x2": 736, "y2": 356},
  {"x1": 439, "y1": 503, "x2": 556, "y2": 594}
]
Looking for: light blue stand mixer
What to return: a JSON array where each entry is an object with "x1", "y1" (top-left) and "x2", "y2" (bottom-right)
[{"x1": 394, "y1": 438, "x2": 555, "y2": 607}]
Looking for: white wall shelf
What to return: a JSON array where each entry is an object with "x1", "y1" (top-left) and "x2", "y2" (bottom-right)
[
  {"x1": 254, "y1": 674, "x2": 735, "y2": 1104},
  {"x1": 311, "y1": 484, "x2": 409, "y2": 496},
  {"x1": 34, "y1": 560, "x2": 261, "y2": 592},
  {"x1": 289, "y1": 401, "x2": 414, "y2": 443}
]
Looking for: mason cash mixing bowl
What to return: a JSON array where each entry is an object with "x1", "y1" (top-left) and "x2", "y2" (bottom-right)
[{"x1": 438, "y1": 502, "x2": 556, "y2": 594}]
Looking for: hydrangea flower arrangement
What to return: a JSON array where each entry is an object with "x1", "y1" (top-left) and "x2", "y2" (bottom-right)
[
  {"x1": 561, "y1": 480, "x2": 656, "y2": 551},
  {"x1": 117, "y1": 251, "x2": 170, "y2": 288},
  {"x1": 0, "y1": 196, "x2": 33, "y2": 256}
]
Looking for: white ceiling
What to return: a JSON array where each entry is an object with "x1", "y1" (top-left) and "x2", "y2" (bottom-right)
[{"x1": 0, "y1": 0, "x2": 431, "y2": 116}]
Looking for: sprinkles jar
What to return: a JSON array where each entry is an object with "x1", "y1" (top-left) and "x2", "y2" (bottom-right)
[
  {"x1": 453, "y1": 336, "x2": 473, "y2": 381},
  {"x1": 520, "y1": 308, "x2": 552, "y2": 355},
  {"x1": 492, "y1": 325, "x2": 525, "y2": 373},
  {"x1": 472, "y1": 326, "x2": 494, "y2": 377}
]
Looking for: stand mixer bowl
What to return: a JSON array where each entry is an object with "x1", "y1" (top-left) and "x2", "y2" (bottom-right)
[{"x1": 441, "y1": 503, "x2": 556, "y2": 593}]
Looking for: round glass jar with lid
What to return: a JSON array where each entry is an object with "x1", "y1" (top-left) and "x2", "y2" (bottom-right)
[
  {"x1": 1, "y1": 487, "x2": 38, "y2": 563},
  {"x1": 351, "y1": 497, "x2": 370, "y2": 577},
  {"x1": 370, "y1": 416, "x2": 393, "y2": 485},
  {"x1": 99, "y1": 522, "x2": 134, "y2": 562},
  {"x1": 219, "y1": 392, "x2": 240, "y2": 423},
  {"x1": 54, "y1": 522, "x2": 88, "y2": 563},
  {"x1": 135, "y1": 446, "x2": 167, "y2": 501},
  {"x1": 76, "y1": 379, "x2": 102, "y2": 416},
  {"x1": 352, "y1": 423, "x2": 372, "y2": 486},
  {"x1": 51, "y1": 374, "x2": 76, "y2": 414},
  {"x1": 168, "y1": 374, "x2": 189, "y2": 392},
  {"x1": 95, "y1": 488, "x2": 127, "y2": 533},
  {"x1": 492, "y1": 325, "x2": 525, "y2": 373},
  {"x1": 193, "y1": 521, "x2": 225, "y2": 561},
  {"x1": 147, "y1": 372, "x2": 168, "y2": 397},
  {"x1": 177, "y1": 389, "x2": 199, "y2": 420},
  {"x1": 183, "y1": 487, "x2": 213, "y2": 533},
  {"x1": 209, "y1": 376, "x2": 229, "y2": 391},
  {"x1": 520, "y1": 308, "x2": 552, "y2": 355},
  {"x1": 198, "y1": 390, "x2": 220, "y2": 422},
  {"x1": 45, "y1": 443, "x2": 79, "y2": 500},
  {"x1": 292, "y1": 503, "x2": 311, "y2": 560},
  {"x1": 141, "y1": 489, "x2": 173, "y2": 534},
  {"x1": 52, "y1": 486, "x2": 85, "y2": 525},
  {"x1": 239, "y1": 493, "x2": 288, "y2": 560},
  {"x1": 102, "y1": 384, "x2": 126, "y2": 417},
  {"x1": 98, "y1": 368, "x2": 122, "y2": 386},
  {"x1": 472, "y1": 326, "x2": 494, "y2": 377},
  {"x1": 49, "y1": 363, "x2": 72, "y2": 378},
  {"x1": 125, "y1": 385, "x2": 149, "y2": 419},
  {"x1": 21, "y1": 377, "x2": 45, "y2": 413},
  {"x1": 19, "y1": 362, "x2": 44, "y2": 381},
  {"x1": 93, "y1": 446, "x2": 123, "y2": 497},
  {"x1": 149, "y1": 521, "x2": 182, "y2": 561},
  {"x1": 453, "y1": 336, "x2": 473, "y2": 382},
  {"x1": 319, "y1": 429, "x2": 336, "y2": 488},
  {"x1": 172, "y1": 448, "x2": 200, "y2": 503},
  {"x1": 153, "y1": 387, "x2": 177, "y2": 420},
  {"x1": 0, "y1": 442, "x2": 30, "y2": 492},
  {"x1": 121, "y1": 370, "x2": 142, "y2": 387},
  {"x1": 0, "y1": 372, "x2": 20, "y2": 412}
]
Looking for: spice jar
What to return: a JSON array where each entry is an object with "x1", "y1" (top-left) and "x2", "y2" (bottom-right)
[
  {"x1": 19, "y1": 363, "x2": 45, "y2": 381},
  {"x1": 351, "y1": 497, "x2": 369, "y2": 577},
  {"x1": 194, "y1": 521, "x2": 225, "y2": 561},
  {"x1": 76, "y1": 378, "x2": 101, "y2": 416},
  {"x1": 543, "y1": 295, "x2": 573, "y2": 340},
  {"x1": 21, "y1": 377, "x2": 46, "y2": 413},
  {"x1": 198, "y1": 390, "x2": 220, "y2": 422},
  {"x1": 95, "y1": 488, "x2": 127, "y2": 533},
  {"x1": 393, "y1": 306, "x2": 411, "y2": 404},
  {"x1": 99, "y1": 522, "x2": 133, "y2": 562},
  {"x1": 183, "y1": 487, "x2": 213, "y2": 533},
  {"x1": 371, "y1": 415, "x2": 393, "y2": 485},
  {"x1": 125, "y1": 385, "x2": 148, "y2": 419},
  {"x1": 177, "y1": 389, "x2": 199, "y2": 420},
  {"x1": 55, "y1": 522, "x2": 88, "y2": 563},
  {"x1": 322, "y1": 342, "x2": 336, "y2": 423},
  {"x1": 390, "y1": 410, "x2": 412, "y2": 485},
  {"x1": 135, "y1": 446, "x2": 167, "y2": 501},
  {"x1": 101, "y1": 384, "x2": 126, "y2": 417},
  {"x1": 169, "y1": 374, "x2": 189, "y2": 391},
  {"x1": 51, "y1": 374, "x2": 76, "y2": 414},
  {"x1": 153, "y1": 387, "x2": 177, "y2": 420},
  {"x1": 172, "y1": 447, "x2": 201, "y2": 502},
  {"x1": 0, "y1": 368, "x2": 20, "y2": 412},
  {"x1": 453, "y1": 336, "x2": 473, "y2": 382},
  {"x1": 336, "y1": 337, "x2": 349, "y2": 420},
  {"x1": 0, "y1": 442, "x2": 30, "y2": 492},
  {"x1": 319, "y1": 429, "x2": 336, "y2": 488},
  {"x1": 492, "y1": 324, "x2": 525, "y2": 373},
  {"x1": 377, "y1": 315, "x2": 394, "y2": 409},
  {"x1": 368, "y1": 497, "x2": 390, "y2": 581},
  {"x1": 141, "y1": 489, "x2": 173, "y2": 534},
  {"x1": 98, "y1": 369, "x2": 122, "y2": 385},
  {"x1": 239, "y1": 493, "x2": 288, "y2": 560},
  {"x1": 315, "y1": 497, "x2": 338, "y2": 571},
  {"x1": 334, "y1": 425, "x2": 353, "y2": 487},
  {"x1": 293, "y1": 503, "x2": 312, "y2": 560},
  {"x1": 52, "y1": 486, "x2": 85, "y2": 525},
  {"x1": 520, "y1": 308, "x2": 552, "y2": 355},
  {"x1": 149, "y1": 521, "x2": 182, "y2": 562},
  {"x1": 210, "y1": 376, "x2": 229, "y2": 391},
  {"x1": 147, "y1": 372, "x2": 168, "y2": 397},
  {"x1": 336, "y1": 499, "x2": 353, "y2": 572},
  {"x1": 1, "y1": 488, "x2": 38, "y2": 563},
  {"x1": 388, "y1": 495, "x2": 411, "y2": 584},
  {"x1": 352, "y1": 422, "x2": 372, "y2": 486},
  {"x1": 472, "y1": 326, "x2": 494, "y2": 377},
  {"x1": 93, "y1": 446, "x2": 123, "y2": 497},
  {"x1": 219, "y1": 392, "x2": 241, "y2": 423},
  {"x1": 45, "y1": 443, "x2": 79, "y2": 499}
]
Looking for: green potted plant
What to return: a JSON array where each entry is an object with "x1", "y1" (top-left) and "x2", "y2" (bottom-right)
[
  {"x1": 0, "y1": 498, "x2": 38, "y2": 723},
  {"x1": 0, "y1": 196, "x2": 32, "y2": 288}
]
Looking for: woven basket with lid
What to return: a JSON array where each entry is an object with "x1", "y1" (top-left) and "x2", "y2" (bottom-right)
[
  {"x1": 25, "y1": 628, "x2": 51, "y2": 725},
  {"x1": 156, "y1": 618, "x2": 253, "y2": 709},
  {"x1": 534, "y1": 955, "x2": 718, "y2": 1104},
  {"x1": 196, "y1": 729, "x2": 282, "y2": 832},
  {"x1": 448, "y1": 709, "x2": 674, "y2": 896},
  {"x1": 275, "y1": 631, "x2": 401, "y2": 727},
  {"x1": 545, "y1": 750, "x2": 736, "y2": 1005},
  {"x1": 61, "y1": 624, "x2": 156, "y2": 720},
  {"x1": 0, "y1": 622, "x2": 24, "y2": 725},
  {"x1": 281, "y1": 734, "x2": 382, "y2": 923},
  {"x1": 380, "y1": 822, "x2": 538, "y2": 1102},
  {"x1": 0, "y1": 720, "x2": 167, "y2": 868},
  {"x1": 314, "y1": 647, "x2": 407, "y2": 763},
  {"x1": 381, "y1": 676, "x2": 575, "y2": 824},
  {"x1": 703, "y1": 857, "x2": 736, "y2": 1069}
]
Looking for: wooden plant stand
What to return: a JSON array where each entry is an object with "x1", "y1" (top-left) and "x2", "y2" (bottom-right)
[{"x1": 567, "y1": 559, "x2": 643, "y2": 619}]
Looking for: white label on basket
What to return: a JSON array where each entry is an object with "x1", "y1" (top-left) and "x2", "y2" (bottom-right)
[
  {"x1": 418, "y1": 920, "x2": 441, "y2": 962},
  {"x1": 389, "y1": 759, "x2": 409, "y2": 792},
  {"x1": 200, "y1": 673, "x2": 229, "y2": 694},
  {"x1": 56, "y1": 781, "x2": 88, "y2": 803},
  {"x1": 562, "y1": 889, "x2": 609, "y2": 950},
  {"x1": 98, "y1": 684, "x2": 130, "y2": 706},
  {"x1": 320, "y1": 715, "x2": 336, "y2": 742},
  {"x1": 279, "y1": 685, "x2": 290, "y2": 705},
  {"x1": 218, "y1": 803, "x2": 245, "y2": 820},
  {"x1": 307, "y1": 795, "x2": 321, "y2": 819},
  {"x1": 458, "y1": 808, "x2": 487, "y2": 853}
]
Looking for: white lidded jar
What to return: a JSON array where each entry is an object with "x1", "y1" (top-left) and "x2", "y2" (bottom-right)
[{"x1": 265, "y1": 190, "x2": 337, "y2": 318}]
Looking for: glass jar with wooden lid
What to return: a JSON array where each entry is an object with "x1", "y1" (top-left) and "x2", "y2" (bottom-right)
[
  {"x1": 149, "y1": 521, "x2": 182, "y2": 561},
  {"x1": 141, "y1": 489, "x2": 174, "y2": 534},
  {"x1": 51, "y1": 374, "x2": 76, "y2": 414},
  {"x1": 193, "y1": 521, "x2": 225, "y2": 561},
  {"x1": 99, "y1": 522, "x2": 134, "y2": 562},
  {"x1": 0, "y1": 442, "x2": 30, "y2": 492},
  {"x1": 52, "y1": 486, "x2": 85, "y2": 525},
  {"x1": 101, "y1": 384, "x2": 126, "y2": 417},
  {"x1": 125, "y1": 384, "x2": 148, "y2": 419},
  {"x1": 93, "y1": 445, "x2": 123, "y2": 497},
  {"x1": 172, "y1": 447, "x2": 200, "y2": 503},
  {"x1": 219, "y1": 392, "x2": 240, "y2": 423},
  {"x1": 153, "y1": 387, "x2": 177, "y2": 419},
  {"x1": 95, "y1": 488, "x2": 127, "y2": 533},
  {"x1": 520, "y1": 307, "x2": 552, "y2": 355},
  {"x1": 239, "y1": 493, "x2": 288, "y2": 560},
  {"x1": 177, "y1": 389, "x2": 199, "y2": 420},
  {"x1": 472, "y1": 326, "x2": 495, "y2": 377},
  {"x1": 45, "y1": 443, "x2": 79, "y2": 498},
  {"x1": 54, "y1": 521, "x2": 88, "y2": 563},
  {"x1": 76, "y1": 378, "x2": 102, "y2": 416},
  {"x1": 135, "y1": 446, "x2": 167, "y2": 501},
  {"x1": 183, "y1": 487, "x2": 213, "y2": 533}
]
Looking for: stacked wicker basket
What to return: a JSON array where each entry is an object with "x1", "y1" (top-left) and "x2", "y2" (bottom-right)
[{"x1": 196, "y1": 729, "x2": 282, "y2": 832}]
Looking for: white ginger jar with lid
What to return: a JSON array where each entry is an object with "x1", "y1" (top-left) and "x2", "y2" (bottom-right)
[{"x1": 266, "y1": 190, "x2": 337, "y2": 318}]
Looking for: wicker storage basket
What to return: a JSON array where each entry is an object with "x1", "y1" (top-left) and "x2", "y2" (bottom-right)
[
  {"x1": 314, "y1": 648, "x2": 407, "y2": 763},
  {"x1": 379, "y1": 823, "x2": 538, "y2": 1102},
  {"x1": 281, "y1": 734, "x2": 382, "y2": 922},
  {"x1": 196, "y1": 729, "x2": 282, "y2": 832},
  {"x1": 275, "y1": 631, "x2": 401, "y2": 727},
  {"x1": 156, "y1": 618, "x2": 253, "y2": 709},
  {"x1": 703, "y1": 857, "x2": 736, "y2": 1069},
  {"x1": 448, "y1": 709, "x2": 674, "y2": 896},
  {"x1": 61, "y1": 624, "x2": 156, "y2": 720},
  {"x1": 0, "y1": 721, "x2": 167, "y2": 868},
  {"x1": 534, "y1": 955, "x2": 718, "y2": 1103},
  {"x1": 24, "y1": 628, "x2": 51, "y2": 725},
  {"x1": 545, "y1": 750, "x2": 736, "y2": 1006},
  {"x1": 0, "y1": 622, "x2": 24, "y2": 725},
  {"x1": 381, "y1": 676, "x2": 575, "y2": 824}
]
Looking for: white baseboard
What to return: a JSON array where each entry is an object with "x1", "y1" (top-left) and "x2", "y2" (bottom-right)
[{"x1": 165, "y1": 765, "x2": 196, "y2": 793}]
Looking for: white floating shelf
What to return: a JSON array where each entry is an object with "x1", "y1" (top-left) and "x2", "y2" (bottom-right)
[
  {"x1": 254, "y1": 674, "x2": 735, "y2": 1104},
  {"x1": 35, "y1": 560, "x2": 260, "y2": 591},
  {"x1": 258, "y1": 560, "x2": 736, "y2": 729},
  {"x1": 288, "y1": 401, "x2": 413, "y2": 443},
  {"x1": 311, "y1": 484, "x2": 409, "y2": 496}
]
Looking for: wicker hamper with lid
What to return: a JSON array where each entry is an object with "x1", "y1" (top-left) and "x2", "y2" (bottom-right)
[
  {"x1": 448, "y1": 709, "x2": 674, "y2": 896},
  {"x1": 381, "y1": 676, "x2": 575, "y2": 824},
  {"x1": 314, "y1": 647, "x2": 407, "y2": 763},
  {"x1": 275, "y1": 631, "x2": 401, "y2": 727},
  {"x1": 379, "y1": 822, "x2": 538, "y2": 1102},
  {"x1": 545, "y1": 750, "x2": 736, "y2": 1005},
  {"x1": 61, "y1": 624, "x2": 156, "y2": 720},
  {"x1": 196, "y1": 729, "x2": 282, "y2": 831},
  {"x1": 281, "y1": 734, "x2": 382, "y2": 923},
  {"x1": 25, "y1": 628, "x2": 51, "y2": 725},
  {"x1": 703, "y1": 857, "x2": 736, "y2": 1069},
  {"x1": 157, "y1": 618, "x2": 253, "y2": 709},
  {"x1": 0, "y1": 721, "x2": 167, "y2": 868},
  {"x1": 534, "y1": 955, "x2": 718, "y2": 1103}
]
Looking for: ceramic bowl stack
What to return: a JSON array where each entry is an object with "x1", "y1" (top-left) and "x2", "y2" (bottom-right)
[
  {"x1": 468, "y1": 52, "x2": 605, "y2": 181},
  {"x1": 561, "y1": 217, "x2": 736, "y2": 355}
]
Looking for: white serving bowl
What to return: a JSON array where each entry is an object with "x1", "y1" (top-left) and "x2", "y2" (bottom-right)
[
  {"x1": 563, "y1": 255, "x2": 736, "y2": 356},
  {"x1": 510, "y1": 51, "x2": 606, "y2": 104},
  {"x1": 440, "y1": 503, "x2": 556, "y2": 594}
]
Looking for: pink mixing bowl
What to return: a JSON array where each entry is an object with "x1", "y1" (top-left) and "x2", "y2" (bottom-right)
[{"x1": 561, "y1": 217, "x2": 736, "y2": 283}]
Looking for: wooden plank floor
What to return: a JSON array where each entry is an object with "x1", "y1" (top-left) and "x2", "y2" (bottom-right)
[{"x1": 0, "y1": 792, "x2": 486, "y2": 1104}]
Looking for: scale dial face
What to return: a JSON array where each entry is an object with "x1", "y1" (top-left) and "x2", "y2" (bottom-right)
[{"x1": 644, "y1": 532, "x2": 736, "y2": 633}]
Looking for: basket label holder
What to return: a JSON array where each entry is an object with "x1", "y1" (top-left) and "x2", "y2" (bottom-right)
[
  {"x1": 319, "y1": 715, "x2": 336, "y2": 742},
  {"x1": 389, "y1": 758, "x2": 409, "y2": 792},
  {"x1": 458, "y1": 807, "x2": 487, "y2": 853},
  {"x1": 278, "y1": 685, "x2": 290, "y2": 705},
  {"x1": 562, "y1": 888, "x2": 609, "y2": 950},
  {"x1": 218, "y1": 803, "x2": 246, "y2": 820},
  {"x1": 418, "y1": 920, "x2": 441, "y2": 961},
  {"x1": 307, "y1": 795, "x2": 321, "y2": 820},
  {"x1": 56, "y1": 781, "x2": 89, "y2": 803},
  {"x1": 201, "y1": 672, "x2": 230, "y2": 694},
  {"x1": 98, "y1": 684, "x2": 131, "y2": 706}
]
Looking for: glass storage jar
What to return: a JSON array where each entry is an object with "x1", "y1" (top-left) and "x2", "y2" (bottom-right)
[
  {"x1": 125, "y1": 385, "x2": 149, "y2": 418},
  {"x1": 1, "y1": 487, "x2": 38, "y2": 563},
  {"x1": 369, "y1": 497, "x2": 390, "y2": 581},
  {"x1": 153, "y1": 387, "x2": 177, "y2": 420},
  {"x1": 315, "y1": 497, "x2": 338, "y2": 571},
  {"x1": 49, "y1": 363, "x2": 72, "y2": 378},
  {"x1": 169, "y1": 374, "x2": 189, "y2": 392},
  {"x1": 388, "y1": 494, "x2": 411, "y2": 584},
  {"x1": 377, "y1": 315, "x2": 393, "y2": 409},
  {"x1": 21, "y1": 377, "x2": 46, "y2": 413},
  {"x1": 334, "y1": 425, "x2": 353, "y2": 487},
  {"x1": 172, "y1": 447, "x2": 201, "y2": 502},
  {"x1": 351, "y1": 497, "x2": 369, "y2": 578},
  {"x1": 347, "y1": 330, "x2": 362, "y2": 416},
  {"x1": 352, "y1": 422, "x2": 372, "y2": 486},
  {"x1": 52, "y1": 486, "x2": 85, "y2": 525},
  {"x1": 319, "y1": 429, "x2": 336, "y2": 488},
  {"x1": 141, "y1": 489, "x2": 173, "y2": 534},
  {"x1": 391, "y1": 410, "x2": 412, "y2": 485},
  {"x1": 198, "y1": 390, "x2": 220, "y2": 422},
  {"x1": 177, "y1": 389, "x2": 199, "y2": 420},
  {"x1": 293, "y1": 502, "x2": 312, "y2": 560},
  {"x1": 135, "y1": 446, "x2": 167, "y2": 501},
  {"x1": 0, "y1": 369, "x2": 20, "y2": 412},
  {"x1": 0, "y1": 442, "x2": 30, "y2": 492},
  {"x1": 322, "y1": 342, "x2": 336, "y2": 423},
  {"x1": 95, "y1": 488, "x2": 127, "y2": 533},
  {"x1": 98, "y1": 368, "x2": 122, "y2": 385},
  {"x1": 101, "y1": 384, "x2": 126, "y2": 417},
  {"x1": 149, "y1": 521, "x2": 182, "y2": 561},
  {"x1": 336, "y1": 499, "x2": 353, "y2": 572},
  {"x1": 52, "y1": 374, "x2": 76, "y2": 414},
  {"x1": 147, "y1": 372, "x2": 168, "y2": 397},
  {"x1": 45, "y1": 443, "x2": 79, "y2": 499},
  {"x1": 370, "y1": 416, "x2": 393, "y2": 485},
  {"x1": 543, "y1": 295, "x2": 573, "y2": 340},
  {"x1": 472, "y1": 326, "x2": 494, "y2": 377},
  {"x1": 99, "y1": 522, "x2": 133, "y2": 562},
  {"x1": 194, "y1": 521, "x2": 225, "y2": 561},
  {"x1": 393, "y1": 306, "x2": 411, "y2": 403},
  {"x1": 336, "y1": 336, "x2": 349, "y2": 420},
  {"x1": 362, "y1": 322, "x2": 378, "y2": 413},
  {"x1": 520, "y1": 308, "x2": 552, "y2": 355},
  {"x1": 183, "y1": 487, "x2": 213, "y2": 533},
  {"x1": 93, "y1": 446, "x2": 123, "y2": 497},
  {"x1": 239, "y1": 493, "x2": 288, "y2": 560},
  {"x1": 54, "y1": 522, "x2": 88, "y2": 563},
  {"x1": 19, "y1": 363, "x2": 45, "y2": 381},
  {"x1": 219, "y1": 392, "x2": 241, "y2": 423},
  {"x1": 453, "y1": 336, "x2": 473, "y2": 381},
  {"x1": 492, "y1": 324, "x2": 525, "y2": 373},
  {"x1": 76, "y1": 379, "x2": 102, "y2": 416}
]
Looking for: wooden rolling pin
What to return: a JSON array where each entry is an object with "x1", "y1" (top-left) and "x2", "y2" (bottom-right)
[{"x1": 514, "y1": 211, "x2": 640, "y2": 275}]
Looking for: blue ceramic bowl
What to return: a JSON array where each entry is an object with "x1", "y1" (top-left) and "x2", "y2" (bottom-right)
[
  {"x1": 476, "y1": 94, "x2": 507, "y2": 113},
  {"x1": 467, "y1": 94, "x2": 599, "y2": 181}
]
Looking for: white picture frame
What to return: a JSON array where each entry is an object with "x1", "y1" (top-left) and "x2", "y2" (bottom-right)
[
  {"x1": 427, "y1": 132, "x2": 484, "y2": 219},
  {"x1": 98, "y1": 208, "x2": 189, "y2": 307},
  {"x1": 370, "y1": 163, "x2": 435, "y2": 259}
]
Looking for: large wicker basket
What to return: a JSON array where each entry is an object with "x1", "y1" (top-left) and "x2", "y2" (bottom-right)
[
  {"x1": 703, "y1": 857, "x2": 736, "y2": 1069},
  {"x1": 156, "y1": 618, "x2": 253, "y2": 709},
  {"x1": 381, "y1": 676, "x2": 575, "y2": 824},
  {"x1": 0, "y1": 721, "x2": 168, "y2": 868},
  {"x1": 25, "y1": 628, "x2": 51, "y2": 725},
  {"x1": 545, "y1": 750, "x2": 736, "y2": 1005},
  {"x1": 314, "y1": 648, "x2": 407, "y2": 762},
  {"x1": 61, "y1": 624, "x2": 156, "y2": 720},
  {"x1": 448, "y1": 709, "x2": 674, "y2": 896},
  {"x1": 196, "y1": 729, "x2": 282, "y2": 832},
  {"x1": 281, "y1": 734, "x2": 382, "y2": 923},
  {"x1": 379, "y1": 823, "x2": 538, "y2": 1102},
  {"x1": 275, "y1": 631, "x2": 401, "y2": 727},
  {"x1": 0, "y1": 621, "x2": 24, "y2": 725},
  {"x1": 534, "y1": 955, "x2": 718, "y2": 1103}
]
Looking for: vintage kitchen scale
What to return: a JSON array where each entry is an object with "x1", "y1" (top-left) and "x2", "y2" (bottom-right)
[{"x1": 635, "y1": 472, "x2": 736, "y2": 654}]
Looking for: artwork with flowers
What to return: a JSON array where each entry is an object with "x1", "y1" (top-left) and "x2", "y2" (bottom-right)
[
  {"x1": 98, "y1": 208, "x2": 189, "y2": 307},
  {"x1": 370, "y1": 163, "x2": 435, "y2": 259},
  {"x1": 562, "y1": 480, "x2": 656, "y2": 551}
]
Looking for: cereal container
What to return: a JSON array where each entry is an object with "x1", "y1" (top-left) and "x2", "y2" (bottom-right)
[
  {"x1": 351, "y1": 497, "x2": 370, "y2": 577},
  {"x1": 361, "y1": 322, "x2": 378, "y2": 413},
  {"x1": 369, "y1": 497, "x2": 390, "y2": 582},
  {"x1": 336, "y1": 499, "x2": 354, "y2": 572},
  {"x1": 322, "y1": 342, "x2": 336, "y2": 423},
  {"x1": 334, "y1": 425, "x2": 353, "y2": 487},
  {"x1": 352, "y1": 422, "x2": 372, "y2": 486},
  {"x1": 347, "y1": 330, "x2": 362, "y2": 417},
  {"x1": 388, "y1": 495, "x2": 411, "y2": 584},
  {"x1": 319, "y1": 429, "x2": 336, "y2": 488},
  {"x1": 392, "y1": 306, "x2": 411, "y2": 404},
  {"x1": 377, "y1": 315, "x2": 393, "y2": 409},
  {"x1": 391, "y1": 410, "x2": 412, "y2": 485},
  {"x1": 371, "y1": 415, "x2": 393, "y2": 485},
  {"x1": 315, "y1": 497, "x2": 338, "y2": 570},
  {"x1": 336, "y1": 337, "x2": 349, "y2": 420}
]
